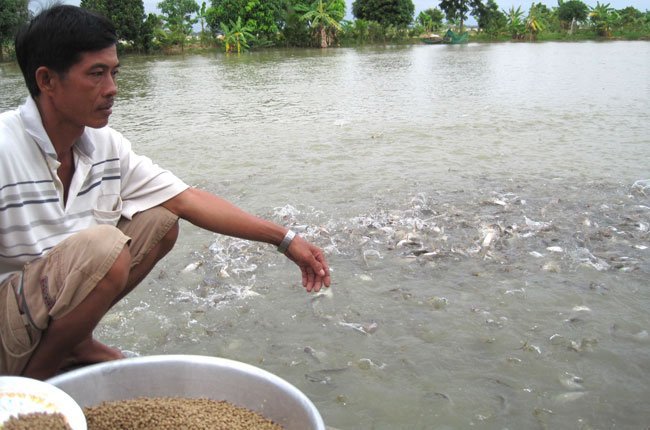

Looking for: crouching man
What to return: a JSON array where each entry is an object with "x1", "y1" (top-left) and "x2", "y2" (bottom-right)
[{"x1": 0, "y1": 5, "x2": 330, "y2": 380}]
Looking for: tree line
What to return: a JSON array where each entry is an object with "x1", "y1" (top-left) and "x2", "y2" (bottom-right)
[{"x1": 1, "y1": 0, "x2": 649, "y2": 59}]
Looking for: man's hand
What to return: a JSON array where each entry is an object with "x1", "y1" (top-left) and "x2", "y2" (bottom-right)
[
  {"x1": 163, "y1": 188, "x2": 332, "y2": 292},
  {"x1": 284, "y1": 235, "x2": 331, "y2": 293}
]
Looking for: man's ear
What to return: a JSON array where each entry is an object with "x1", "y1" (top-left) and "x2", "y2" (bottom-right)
[{"x1": 35, "y1": 66, "x2": 59, "y2": 95}]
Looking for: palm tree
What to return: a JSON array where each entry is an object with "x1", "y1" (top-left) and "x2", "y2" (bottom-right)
[
  {"x1": 297, "y1": 0, "x2": 343, "y2": 48},
  {"x1": 221, "y1": 17, "x2": 255, "y2": 53}
]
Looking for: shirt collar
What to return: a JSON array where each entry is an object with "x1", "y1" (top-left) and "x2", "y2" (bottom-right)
[{"x1": 18, "y1": 96, "x2": 96, "y2": 159}]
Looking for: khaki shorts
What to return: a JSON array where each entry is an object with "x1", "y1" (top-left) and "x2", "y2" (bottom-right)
[{"x1": 0, "y1": 207, "x2": 178, "y2": 375}]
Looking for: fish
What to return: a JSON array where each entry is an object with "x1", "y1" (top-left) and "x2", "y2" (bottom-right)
[
  {"x1": 482, "y1": 228, "x2": 498, "y2": 247},
  {"x1": 182, "y1": 261, "x2": 203, "y2": 272},
  {"x1": 231, "y1": 264, "x2": 257, "y2": 275},
  {"x1": 303, "y1": 346, "x2": 326, "y2": 363},
  {"x1": 559, "y1": 373, "x2": 584, "y2": 390},
  {"x1": 357, "y1": 358, "x2": 386, "y2": 370},
  {"x1": 524, "y1": 216, "x2": 552, "y2": 231},
  {"x1": 305, "y1": 367, "x2": 349, "y2": 384},
  {"x1": 362, "y1": 249, "x2": 382, "y2": 266},
  {"x1": 338, "y1": 321, "x2": 378, "y2": 335},
  {"x1": 218, "y1": 266, "x2": 230, "y2": 278},
  {"x1": 554, "y1": 391, "x2": 586, "y2": 403},
  {"x1": 631, "y1": 179, "x2": 650, "y2": 195}
]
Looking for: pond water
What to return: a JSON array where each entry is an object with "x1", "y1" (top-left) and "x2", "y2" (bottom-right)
[{"x1": 1, "y1": 41, "x2": 649, "y2": 429}]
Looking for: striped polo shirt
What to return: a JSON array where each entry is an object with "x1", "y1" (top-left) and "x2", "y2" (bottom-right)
[{"x1": 0, "y1": 97, "x2": 189, "y2": 283}]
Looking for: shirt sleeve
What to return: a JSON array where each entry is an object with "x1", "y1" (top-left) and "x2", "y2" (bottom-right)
[{"x1": 116, "y1": 133, "x2": 190, "y2": 219}]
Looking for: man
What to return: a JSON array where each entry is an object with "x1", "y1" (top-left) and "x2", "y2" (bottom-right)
[{"x1": 0, "y1": 5, "x2": 330, "y2": 380}]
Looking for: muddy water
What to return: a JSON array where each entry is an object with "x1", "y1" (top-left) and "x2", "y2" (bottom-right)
[{"x1": 1, "y1": 41, "x2": 649, "y2": 429}]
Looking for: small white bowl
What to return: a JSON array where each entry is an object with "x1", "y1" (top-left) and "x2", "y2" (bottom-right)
[{"x1": 0, "y1": 376, "x2": 86, "y2": 429}]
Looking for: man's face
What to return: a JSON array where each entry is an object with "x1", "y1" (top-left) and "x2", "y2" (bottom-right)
[{"x1": 50, "y1": 44, "x2": 119, "y2": 129}]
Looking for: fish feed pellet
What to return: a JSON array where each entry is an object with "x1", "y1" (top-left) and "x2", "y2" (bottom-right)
[
  {"x1": 83, "y1": 396, "x2": 284, "y2": 430},
  {"x1": 2, "y1": 411, "x2": 72, "y2": 430}
]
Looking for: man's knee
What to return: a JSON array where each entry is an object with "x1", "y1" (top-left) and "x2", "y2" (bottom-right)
[
  {"x1": 99, "y1": 245, "x2": 131, "y2": 298},
  {"x1": 118, "y1": 207, "x2": 179, "y2": 265},
  {"x1": 160, "y1": 220, "x2": 179, "y2": 254}
]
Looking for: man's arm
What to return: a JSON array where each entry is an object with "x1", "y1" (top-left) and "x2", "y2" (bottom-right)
[{"x1": 162, "y1": 187, "x2": 330, "y2": 292}]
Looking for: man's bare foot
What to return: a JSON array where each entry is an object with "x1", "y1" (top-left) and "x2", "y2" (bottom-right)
[{"x1": 60, "y1": 337, "x2": 124, "y2": 370}]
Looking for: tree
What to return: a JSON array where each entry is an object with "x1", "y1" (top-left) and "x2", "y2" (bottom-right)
[
  {"x1": 206, "y1": 0, "x2": 285, "y2": 45},
  {"x1": 526, "y1": 3, "x2": 546, "y2": 40},
  {"x1": 340, "y1": 18, "x2": 370, "y2": 43},
  {"x1": 197, "y1": 1, "x2": 210, "y2": 46},
  {"x1": 297, "y1": 0, "x2": 344, "y2": 48},
  {"x1": 140, "y1": 13, "x2": 161, "y2": 52},
  {"x1": 556, "y1": 0, "x2": 589, "y2": 33},
  {"x1": 416, "y1": 8, "x2": 444, "y2": 32},
  {"x1": 81, "y1": 0, "x2": 145, "y2": 47},
  {"x1": 504, "y1": 5, "x2": 525, "y2": 39},
  {"x1": 589, "y1": 1, "x2": 618, "y2": 36},
  {"x1": 278, "y1": 1, "x2": 312, "y2": 47},
  {"x1": 352, "y1": 0, "x2": 415, "y2": 28},
  {"x1": 472, "y1": 0, "x2": 506, "y2": 36},
  {"x1": 221, "y1": 16, "x2": 254, "y2": 52},
  {"x1": 158, "y1": 0, "x2": 199, "y2": 51},
  {"x1": 617, "y1": 6, "x2": 643, "y2": 28},
  {"x1": 0, "y1": 0, "x2": 29, "y2": 61},
  {"x1": 439, "y1": 0, "x2": 484, "y2": 32}
]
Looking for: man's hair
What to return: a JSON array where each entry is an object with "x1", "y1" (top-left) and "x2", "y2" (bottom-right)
[{"x1": 14, "y1": 5, "x2": 117, "y2": 98}]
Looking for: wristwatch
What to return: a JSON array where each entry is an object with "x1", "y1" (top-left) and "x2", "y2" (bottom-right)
[{"x1": 277, "y1": 229, "x2": 296, "y2": 254}]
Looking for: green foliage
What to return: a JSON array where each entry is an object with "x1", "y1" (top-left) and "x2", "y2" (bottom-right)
[
  {"x1": 526, "y1": 3, "x2": 546, "y2": 40},
  {"x1": 278, "y1": 2, "x2": 312, "y2": 47},
  {"x1": 352, "y1": 0, "x2": 415, "y2": 28},
  {"x1": 617, "y1": 6, "x2": 643, "y2": 28},
  {"x1": 196, "y1": 1, "x2": 213, "y2": 46},
  {"x1": 439, "y1": 0, "x2": 468, "y2": 28},
  {"x1": 140, "y1": 13, "x2": 161, "y2": 52},
  {"x1": 439, "y1": 0, "x2": 484, "y2": 31},
  {"x1": 589, "y1": 1, "x2": 618, "y2": 36},
  {"x1": 530, "y1": 2, "x2": 560, "y2": 32},
  {"x1": 557, "y1": 0, "x2": 589, "y2": 31},
  {"x1": 417, "y1": 8, "x2": 444, "y2": 32},
  {"x1": 0, "y1": 0, "x2": 29, "y2": 61},
  {"x1": 220, "y1": 16, "x2": 254, "y2": 52},
  {"x1": 158, "y1": 0, "x2": 200, "y2": 50},
  {"x1": 504, "y1": 5, "x2": 525, "y2": 39},
  {"x1": 206, "y1": 0, "x2": 285, "y2": 45},
  {"x1": 296, "y1": 0, "x2": 344, "y2": 47},
  {"x1": 367, "y1": 20, "x2": 385, "y2": 41},
  {"x1": 81, "y1": 0, "x2": 145, "y2": 48},
  {"x1": 472, "y1": 0, "x2": 506, "y2": 36},
  {"x1": 340, "y1": 18, "x2": 368, "y2": 43}
]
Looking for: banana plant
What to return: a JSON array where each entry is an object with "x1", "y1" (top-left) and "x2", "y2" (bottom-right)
[
  {"x1": 526, "y1": 6, "x2": 545, "y2": 40},
  {"x1": 221, "y1": 17, "x2": 255, "y2": 53},
  {"x1": 589, "y1": 2, "x2": 618, "y2": 37},
  {"x1": 296, "y1": 0, "x2": 343, "y2": 48},
  {"x1": 504, "y1": 6, "x2": 525, "y2": 39}
]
